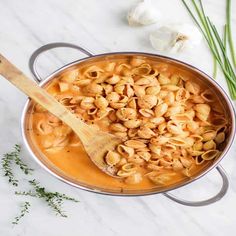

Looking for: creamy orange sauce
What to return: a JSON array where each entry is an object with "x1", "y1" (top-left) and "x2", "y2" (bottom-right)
[{"x1": 26, "y1": 56, "x2": 227, "y2": 192}]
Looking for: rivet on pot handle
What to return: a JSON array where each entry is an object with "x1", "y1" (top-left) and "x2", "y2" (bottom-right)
[
  {"x1": 163, "y1": 165, "x2": 229, "y2": 207},
  {"x1": 29, "y1": 42, "x2": 93, "y2": 82}
]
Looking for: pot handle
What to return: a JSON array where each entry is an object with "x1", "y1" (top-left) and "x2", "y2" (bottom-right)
[
  {"x1": 163, "y1": 165, "x2": 229, "y2": 207},
  {"x1": 29, "y1": 42, "x2": 93, "y2": 82}
]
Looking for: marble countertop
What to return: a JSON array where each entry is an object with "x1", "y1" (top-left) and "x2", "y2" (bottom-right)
[{"x1": 0, "y1": 0, "x2": 236, "y2": 235}]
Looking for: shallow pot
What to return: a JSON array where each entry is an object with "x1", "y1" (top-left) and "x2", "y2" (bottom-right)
[{"x1": 21, "y1": 42, "x2": 235, "y2": 206}]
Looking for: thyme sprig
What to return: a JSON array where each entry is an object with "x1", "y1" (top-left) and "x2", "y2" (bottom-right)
[
  {"x1": 1, "y1": 144, "x2": 21, "y2": 186},
  {"x1": 12, "y1": 202, "x2": 31, "y2": 225},
  {"x1": 1, "y1": 144, "x2": 79, "y2": 225},
  {"x1": 1, "y1": 144, "x2": 33, "y2": 186},
  {"x1": 15, "y1": 179, "x2": 79, "y2": 218}
]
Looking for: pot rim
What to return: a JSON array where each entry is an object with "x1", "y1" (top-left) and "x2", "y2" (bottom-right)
[{"x1": 20, "y1": 51, "x2": 236, "y2": 196}]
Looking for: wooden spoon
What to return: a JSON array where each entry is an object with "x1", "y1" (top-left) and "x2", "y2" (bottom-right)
[{"x1": 0, "y1": 54, "x2": 122, "y2": 177}]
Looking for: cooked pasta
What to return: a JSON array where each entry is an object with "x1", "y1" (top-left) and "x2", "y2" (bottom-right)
[{"x1": 29, "y1": 56, "x2": 228, "y2": 189}]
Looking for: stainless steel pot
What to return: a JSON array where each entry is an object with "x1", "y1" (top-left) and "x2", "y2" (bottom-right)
[{"x1": 21, "y1": 42, "x2": 236, "y2": 207}]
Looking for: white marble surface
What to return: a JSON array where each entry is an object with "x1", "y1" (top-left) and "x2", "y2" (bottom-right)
[{"x1": 0, "y1": 0, "x2": 236, "y2": 235}]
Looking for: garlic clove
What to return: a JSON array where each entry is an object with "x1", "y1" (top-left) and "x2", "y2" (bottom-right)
[
  {"x1": 127, "y1": 1, "x2": 161, "y2": 26},
  {"x1": 150, "y1": 24, "x2": 202, "y2": 53}
]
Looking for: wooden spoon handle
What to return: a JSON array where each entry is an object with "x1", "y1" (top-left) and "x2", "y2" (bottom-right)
[{"x1": 0, "y1": 54, "x2": 94, "y2": 144}]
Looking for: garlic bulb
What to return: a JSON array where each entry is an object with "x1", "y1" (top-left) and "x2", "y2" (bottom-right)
[
  {"x1": 127, "y1": 1, "x2": 161, "y2": 26},
  {"x1": 150, "y1": 24, "x2": 202, "y2": 52}
]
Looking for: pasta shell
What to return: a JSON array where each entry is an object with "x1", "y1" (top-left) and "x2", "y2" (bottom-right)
[
  {"x1": 187, "y1": 121, "x2": 199, "y2": 132},
  {"x1": 73, "y1": 79, "x2": 91, "y2": 87},
  {"x1": 167, "y1": 121, "x2": 183, "y2": 135},
  {"x1": 128, "y1": 154, "x2": 145, "y2": 165},
  {"x1": 105, "y1": 75, "x2": 120, "y2": 84},
  {"x1": 121, "y1": 163, "x2": 137, "y2": 172},
  {"x1": 180, "y1": 156, "x2": 193, "y2": 168},
  {"x1": 105, "y1": 151, "x2": 121, "y2": 166},
  {"x1": 139, "y1": 109, "x2": 154, "y2": 118},
  {"x1": 123, "y1": 119, "x2": 142, "y2": 129},
  {"x1": 80, "y1": 97, "x2": 95, "y2": 110},
  {"x1": 137, "y1": 127, "x2": 155, "y2": 139},
  {"x1": 195, "y1": 155, "x2": 205, "y2": 165},
  {"x1": 109, "y1": 123, "x2": 128, "y2": 132},
  {"x1": 154, "y1": 103, "x2": 168, "y2": 117},
  {"x1": 138, "y1": 95, "x2": 158, "y2": 109},
  {"x1": 148, "y1": 172, "x2": 176, "y2": 185},
  {"x1": 151, "y1": 136, "x2": 169, "y2": 145},
  {"x1": 103, "y1": 84, "x2": 113, "y2": 95},
  {"x1": 53, "y1": 125, "x2": 72, "y2": 137},
  {"x1": 61, "y1": 69, "x2": 79, "y2": 83},
  {"x1": 96, "y1": 108, "x2": 113, "y2": 120},
  {"x1": 203, "y1": 140, "x2": 216, "y2": 151},
  {"x1": 193, "y1": 141, "x2": 203, "y2": 151},
  {"x1": 130, "y1": 57, "x2": 146, "y2": 67},
  {"x1": 185, "y1": 81, "x2": 200, "y2": 94},
  {"x1": 116, "y1": 108, "x2": 137, "y2": 121},
  {"x1": 132, "y1": 64, "x2": 152, "y2": 76},
  {"x1": 211, "y1": 117, "x2": 227, "y2": 126},
  {"x1": 200, "y1": 89, "x2": 215, "y2": 102},
  {"x1": 37, "y1": 120, "x2": 53, "y2": 135},
  {"x1": 127, "y1": 98, "x2": 137, "y2": 109},
  {"x1": 110, "y1": 102, "x2": 126, "y2": 109},
  {"x1": 128, "y1": 128, "x2": 138, "y2": 138},
  {"x1": 133, "y1": 85, "x2": 146, "y2": 97},
  {"x1": 117, "y1": 170, "x2": 135, "y2": 177},
  {"x1": 85, "y1": 83, "x2": 103, "y2": 95},
  {"x1": 105, "y1": 62, "x2": 116, "y2": 72},
  {"x1": 215, "y1": 132, "x2": 225, "y2": 144},
  {"x1": 47, "y1": 114, "x2": 61, "y2": 127},
  {"x1": 172, "y1": 159, "x2": 184, "y2": 171},
  {"x1": 124, "y1": 140, "x2": 147, "y2": 149},
  {"x1": 194, "y1": 104, "x2": 211, "y2": 119},
  {"x1": 53, "y1": 136, "x2": 69, "y2": 147},
  {"x1": 170, "y1": 113, "x2": 192, "y2": 122},
  {"x1": 158, "y1": 74, "x2": 170, "y2": 85},
  {"x1": 137, "y1": 151, "x2": 151, "y2": 161},
  {"x1": 161, "y1": 84, "x2": 180, "y2": 91},
  {"x1": 176, "y1": 88, "x2": 190, "y2": 101},
  {"x1": 190, "y1": 95, "x2": 205, "y2": 103},
  {"x1": 170, "y1": 74, "x2": 181, "y2": 85},
  {"x1": 84, "y1": 66, "x2": 104, "y2": 79},
  {"x1": 201, "y1": 150, "x2": 220, "y2": 160},
  {"x1": 146, "y1": 86, "x2": 160, "y2": 95},
  {"x1": 94, "y1": 96, "x2": 109, "y2": 109},
  {"x1": 117, "y1": 145, "x2": 135, "y2": 158},
  {"x1": 187, "y1": 149, "x2": 204, "y2": 156},
  {"x1": 168, "y1": 137, "x2": 186, "y2": 146},
  {"x1": 149, "y1": 144, "x2": 162, "y2": 155},
  {"x1": 114, "y1": 132, "x2": 127, "y2": 139},
  {"x1": 58, "y1": 82, "x2": 69, "y2": 92},
  {"x1": 202, "y1": 130, "x2": 217, "y2": 141}
]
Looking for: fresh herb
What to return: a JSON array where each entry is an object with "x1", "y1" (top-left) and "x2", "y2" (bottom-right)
[
  {"x1": 14, "y1": 148, "x2": 33, "y2": 175},
  {"x1": 15, "y1": 179, "x2": 79, "y2": 218},
  {"x1": 1, "y1": 144, "x2": 33, "y2": 186},
  {"x1": 1, "y1": 145, "x2": 79, "y2": 225},
  {"x1": 181, "y1": 0, "x2": 236, "y2": 99},
  {"x1": 12, "y1": 202, "x2": 31, "y2": 225},
  {"x1": 1, "y1": 145, "x2": 21, "y2": 186}
]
